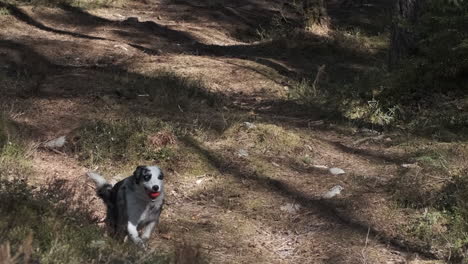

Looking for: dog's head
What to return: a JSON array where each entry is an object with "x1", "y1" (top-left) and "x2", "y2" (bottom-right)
[{"x1": 133, "y1": 165, "x2": 164, "y2": 200}]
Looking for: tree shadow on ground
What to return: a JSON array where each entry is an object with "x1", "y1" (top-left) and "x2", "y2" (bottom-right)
[
  {"x1": 0, "y1": 2, "x2": 105, "y2": 40},
  {"x1": 0, "y1": 2, "x2": 391, "y2": 133},
  {"x1": 0, "y1": 35, "x2": 392, "y2": 143},
  {"x1": 0, "y1": 28, "x2": 445, "y2": 264},
  {"x1": 160, "y1": 0, "x2": 289, "y2": 42},
  {"x1": 5, "y1": 2, "x2": 380, "y2": 81},
  {"x1": 180, "y1": 135, "x2": 439, "y2": 260},
  {"x1": 325, "y1": 139, "x2": 410, "y2": 164}
]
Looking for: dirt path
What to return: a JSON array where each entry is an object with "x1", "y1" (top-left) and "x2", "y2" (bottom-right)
[{"x1": 0, "y1": 1, "x2": 444, "y2": 263}]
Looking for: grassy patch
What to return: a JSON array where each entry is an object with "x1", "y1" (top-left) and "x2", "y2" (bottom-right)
[
  {"x1": 391, "y1": 142, "x2": 468, "y2": 260},
  {"x1": 288, "y1": 65, "x2": 397, "y2": 127},
  {"x1": 0, "y1": 6, "x2": 10, "y2": 15},
  {"x1": 0, "y1": 114, "x2": 33, "y2": 180},
  {"x1": 109, "y1": 70, "x2": 222, "y2": 112},
  {"x1": 223, "y1": 122, "x2": 303, "y2": 155},
  {"x1": 0, "y1": 115, "x2": 167, "y2": 263},
  {"x1": 0, "y1": 178, "x2": 170, "y2": 264},
  {"x1": 255, "y1": 15, "x2": 296, "y2": 42},
  {"x1": 71, "y1": 118, "x2": 178, "y2": 170},
  {"x1": 142, "y1": 71, "x2": 222, "y2": 110}
]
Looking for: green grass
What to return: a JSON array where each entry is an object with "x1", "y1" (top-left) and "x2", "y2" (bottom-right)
[
  {"x1": 0, "y1": 6, "x2": 10, "y2": 15},
  {"x1": 0, "y1": 114, "x2": 170, "y2": 263},
  {"x1": 0, "y1": 114, "x2": 33, "y2": 180},
  {"x1": 71, "y1": 118, "x2": 177, "y2": 169},
  {"x1": 130, "y1": 71, "x2": 222, "y2": 110},
  {"x1": 0, "y1": 113, "x2": 205, "y2": 263},
  {"x1": 0, "y1": 178, "x2": 171, "y2": 264},
  {"x1": 391, "y1": 143, "x2": 468, "y2": 261}
]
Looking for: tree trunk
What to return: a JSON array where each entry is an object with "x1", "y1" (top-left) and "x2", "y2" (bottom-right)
[
  {"x1": 388, "y1": 0, "x2": 425, "y2": 70},
  {"x1": 302, "y1": 0, "x2": 330, "y2": 30}
]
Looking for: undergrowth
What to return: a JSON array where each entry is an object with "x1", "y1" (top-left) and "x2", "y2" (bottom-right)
[
  {"x1": 0, "y1": 113, "x2": 172, "y2": 263},
  {"x1": 71, "y1": 118, "x2": 178, "y2": 169},
  {"x1": 0, "y1": 178, "x2": 171, "y2": 264},
  {"x1": 390, "y1": 143, "x2": 468, "y2": 261},
  {"x1": 0, "y1": 114, "x2": 33, "y2": 180},
  {"x1": 130, "y1": 71, "x2": 222, "y2": 110}
]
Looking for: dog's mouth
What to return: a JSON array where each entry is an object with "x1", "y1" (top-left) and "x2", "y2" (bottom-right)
[{"x1": 148, "y1": 192, "x2": 161, "y2": 199}]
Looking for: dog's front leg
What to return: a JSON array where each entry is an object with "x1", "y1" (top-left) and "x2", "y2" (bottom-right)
[
  {"x1": 141, "y1": 221, "x2": 156, "y2": 242},
  {"x1": 127, "y1": 222, "x2": 146, "y2": 249}
]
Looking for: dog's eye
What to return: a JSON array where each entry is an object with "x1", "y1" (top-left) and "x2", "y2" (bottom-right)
[
  {"x1": 158, "y1": 173, "x2": 164, "y2": 180},
  {"x1": 143, "y1": 174, "x2": 151, "y2": 181}
]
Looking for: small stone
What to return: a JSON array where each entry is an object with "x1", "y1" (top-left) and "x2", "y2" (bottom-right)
[
  {"x1": 43, "y1": 136, "x2": 66, "y2": 148},
  {"x1": 329, "y1": 167, "x2": 345, "y2": 175},
  {"x1": 360, "y1": 128, "x2": 379, "y2": 136},
  {"x1": 238, "y1": 149, "x2": 249, "y2": 157},
  {"x1": 401, "y1": 163, "x2": 419, "y2": 169},
  {"x1": 160, "y1": 233, "x2": 171, "y2": 240},
  {"x1": 323, "y1": 185, "x2": 344, "y2": 199},
  {"x1": 280, "y1": 203, "x2": 301, "y2": 214},
  {"x1": 242, "y1": 122, "x2": 256, "y2": 129},
  {"x1": 196, "y1": 179, "x2": 204, "y2": 185},
  {"x1": 312, "y1": 165, "x2": 329, "y2": 169}
]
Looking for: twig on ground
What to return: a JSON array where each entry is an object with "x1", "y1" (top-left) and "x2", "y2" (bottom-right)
[{"x1": 360, "y1": 226, "x2": 370, "y2": 264}]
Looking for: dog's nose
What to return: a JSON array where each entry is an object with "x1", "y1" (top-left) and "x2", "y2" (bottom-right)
[{"x1": 152, "y1": 185, "x2": 159, "y2": 192}]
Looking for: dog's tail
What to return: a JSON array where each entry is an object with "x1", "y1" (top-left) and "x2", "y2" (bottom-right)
[{"x1": 87, "y1": 172, "x2": 113, "y2": 204}]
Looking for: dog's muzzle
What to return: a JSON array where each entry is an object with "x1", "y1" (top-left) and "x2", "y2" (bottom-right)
[{"x1": 148, "y1": 185, "x2": 160, "y2": 199}]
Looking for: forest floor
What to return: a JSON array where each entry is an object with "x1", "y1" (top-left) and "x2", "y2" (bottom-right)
[{"x1": 0, "y1": 0, "x2": 465, "y2": 263}]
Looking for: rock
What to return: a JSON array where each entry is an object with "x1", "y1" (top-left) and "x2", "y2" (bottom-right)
[
  {"x1": 113, "y1": 44, "x2": 128, "y2": 51},
  {"x1": 43, "y1": 136, "x2": 66, "y2": 148},
  {"x1": 323, "y1": 185, "x2": 344, "y2": 199},
  {"x1": 401, "y1": 163, "x2": 419, "y2": 169},
  {"x1": 329, "y1": 167, "x2": 345, "y2": 175},
  {"x1": 359, "y1": 128, "x2": 380, "y2": 136},
  {"x1": 242, "y1": 122, "x2": 256, "y2": 129},
  {"x1": 160, "y1": 233, "x2": 171, "y2": 240},
  {"x1": 280, "y1": 203, "x2": 301, "y2": 214},
  {"x1": 196, "y1": 179, "x2": 204, "y2": 185},
  {"x1": 238, "y1": 149, "x2": 249, "y2": 157},
  {"x1": 312, "y1": 165, "x2": 329, "y2": 169}
]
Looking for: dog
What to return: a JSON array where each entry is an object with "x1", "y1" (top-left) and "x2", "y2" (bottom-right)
[{"x1": 87, "y1": 165, "x2": 164, "y2": 248}]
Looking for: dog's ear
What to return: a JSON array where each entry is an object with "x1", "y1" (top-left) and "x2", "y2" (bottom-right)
[{"x1": 133, "y1": 166, "x2": 145, "y2": 184}]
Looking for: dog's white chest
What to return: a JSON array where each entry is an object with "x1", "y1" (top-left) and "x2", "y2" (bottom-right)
[{"x1": 126, "y1": 195, "x2": 163, "y2": 226}]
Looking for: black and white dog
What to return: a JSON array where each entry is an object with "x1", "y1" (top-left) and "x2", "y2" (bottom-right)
[{"x1": 88, "y1": 166, "x2": 164, "y2": 248}]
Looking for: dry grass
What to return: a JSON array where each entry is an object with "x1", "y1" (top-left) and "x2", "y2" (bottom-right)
[{"x1": 0, "y1": 0, "x2": 467, "y2": 263}]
